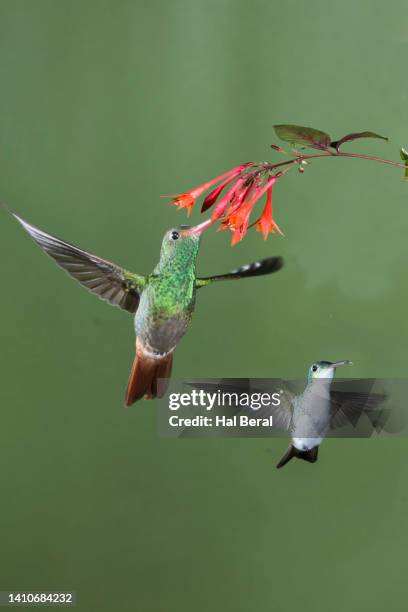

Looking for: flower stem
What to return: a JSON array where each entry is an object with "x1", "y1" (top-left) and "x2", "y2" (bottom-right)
[
  {"x1": 264, "y1": 149, "x2": 406, "y2": 172},
  {"x1": 336, "y1": 151, "x2": 406, "y2": 168}
]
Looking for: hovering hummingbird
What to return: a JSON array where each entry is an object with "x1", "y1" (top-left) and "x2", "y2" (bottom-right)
[
  {"x1": 275, "y1": 360, "x2": 387, "y2": 468},
  {"x1": 187, "y1": 364, "x2": 388, "y2": 467},
  {"x1": 275, "y1": 360, "x2": 354, "y2": 468},
  {"x1": 11, "y1": 213, "x2": 284, "y2": 405}
]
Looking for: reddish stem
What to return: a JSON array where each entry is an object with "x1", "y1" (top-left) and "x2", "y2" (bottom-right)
[
  {"x1": 264, "y1": 149, "x2": 407, "y2": 172},
  {"x1": 337, "y1": 150, "x2": 406, "y2": 167}
]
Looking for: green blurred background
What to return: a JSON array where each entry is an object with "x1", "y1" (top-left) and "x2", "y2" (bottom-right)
[{"x1": 1, "y1": 1, "x2": 408, "y2": 610}]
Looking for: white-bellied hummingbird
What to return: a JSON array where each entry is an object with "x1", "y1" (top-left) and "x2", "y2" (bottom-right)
[
  {"x1": 275, "y1": 360, "x2": 386, "y2": 468},
  {"x1": 187, "y1": 364, "x2": 388, "y2": 467},
  {"x1": 276, "y1": 360, "x2": 353, "y2": 467}
]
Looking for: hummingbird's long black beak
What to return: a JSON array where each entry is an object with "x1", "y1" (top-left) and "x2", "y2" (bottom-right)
[{"x1": 331, "y1": 360, "x2": 353, "y2": 368}]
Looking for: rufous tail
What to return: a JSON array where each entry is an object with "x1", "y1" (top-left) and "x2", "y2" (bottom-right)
[{"x1": 125, "y1": 340, "x2": 174, "y2": 406}]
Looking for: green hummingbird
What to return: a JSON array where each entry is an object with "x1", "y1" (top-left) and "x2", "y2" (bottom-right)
[{"x1": 11, "y1": 213, "x2": 284, "y2": 405}]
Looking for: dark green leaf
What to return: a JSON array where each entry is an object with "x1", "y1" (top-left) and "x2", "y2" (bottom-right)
[
  {"x1": 273, "y1": 124, "x2": 331, "y2": 150},
  {"x1": 331, "y1": 131, "x2": 388, "y2": 151},
  {"x1": 400, "y1": 147, "x2": 408, "y2": 181}
]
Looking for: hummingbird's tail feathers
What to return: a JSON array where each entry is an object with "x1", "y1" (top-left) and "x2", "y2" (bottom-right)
[
  {"x1": 125, "y1": 341, "x2": 173, "y2": 406},
  {"x1": 276, "y1": 444, "x2": 319, "y2": 469},
  {"x1": 196, "y1": 256, "x2": 284, "y2": 288},
  {"x1": 276, "y1": 445, "x2": 297, "y2": 468},
  {"x1": 299, "y1": 446, "x2": 319, "y2": 464},
  {"x1": 152, "y1": 352, "x2": 174, "y2": 397}
]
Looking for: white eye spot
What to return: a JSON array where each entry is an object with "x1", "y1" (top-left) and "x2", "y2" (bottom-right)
[{"x1": 254, "y1": 261, "x2": 261, "y2": 268}]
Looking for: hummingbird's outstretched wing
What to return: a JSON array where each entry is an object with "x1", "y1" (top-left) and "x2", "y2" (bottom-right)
[
  {"x1": 12, "y1": 213, "x2": 146, "y2": 313},
  {"x1": 262, "y1": 386, "x2": 295, "y2": 431},
  {"x1": 185, "y1": 378, "x2": 295, "y2": 431},
  {"x1": 195, "y1": 256, "x2": 283, "y2": 288},
  {"x1": 329, "y1": 390, "x2": 388, "y2": 430}
]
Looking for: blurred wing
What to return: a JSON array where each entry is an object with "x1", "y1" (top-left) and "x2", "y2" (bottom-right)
[
  {"x1": 185, "y1": 378, "x2": 294, "y2": 431},
  {"x1": 330, "y1": 391, "x2": 388, "y2": 429},
  {"x1": 196, "y1": 256, "x2": 283, "y2": 287},
  {"x1": 13, "y1": 213, "x2": 146, "y2": 313},
  {"x1": 266, "y1": 386, "x2": 294, "y2": 431}
]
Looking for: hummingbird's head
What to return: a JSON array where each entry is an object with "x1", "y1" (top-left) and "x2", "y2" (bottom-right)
[
  {"x1": 159, "y1": 225, "x2": 201, "y2": 266},
  {"x1": 307, "y1": 360, "x2": 352, "y2": 382}
]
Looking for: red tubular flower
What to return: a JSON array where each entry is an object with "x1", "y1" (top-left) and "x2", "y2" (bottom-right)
[
  {"x1": 201, "y1": 175, "x2": 237, "y2": 213},
  {"x1": 221, "y1": 176, "x2": 279, "y2": 245},
  {"x1": 166, "y1": 164, "x2": 248, "y2": 216},
  {"x1": 168, "y1": 158, "x2": 287, "y2": 244},
  {"x1": 170, "y1": 192, "x2": 195, "y2": 215},
  {"x1": 229, "y1": 183, "x2": 250, "y2": 212},
  {"x1": 229, "y1": 200, "x2": 254, "y2": 245},
  {"x1": 221, "y1": 183, "x2": 261, "y2": 244},
  {"x1": 256, "y1": 180, "x2": 284, "y2": 239},
  {"x1": 217, "y1": 182, "x2": 252, "y2": 232},
  {"x1": 211, "y1": 176, "x2": 246, "y2": 221}
]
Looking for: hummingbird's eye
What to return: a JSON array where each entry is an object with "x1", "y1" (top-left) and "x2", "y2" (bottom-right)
[
  {"x1": 170, "y1": 231, "x2": 180, "y2": 241},
  {"x1": 312, "y1": 365, "x2": 318, "y2": 372}
]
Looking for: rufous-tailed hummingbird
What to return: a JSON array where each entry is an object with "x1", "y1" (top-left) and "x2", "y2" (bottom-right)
[{"x1": 12, "y1": 213, "x2": 284, "y2": 405}]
